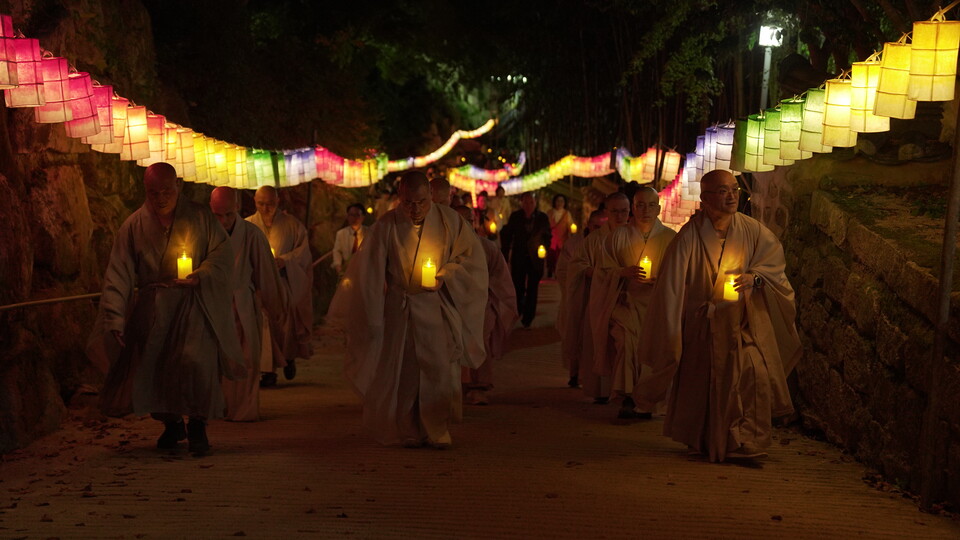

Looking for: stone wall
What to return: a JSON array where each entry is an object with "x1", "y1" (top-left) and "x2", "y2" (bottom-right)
[{"x1": 771, "y1": 156, "x2": 960, "y2": 507}]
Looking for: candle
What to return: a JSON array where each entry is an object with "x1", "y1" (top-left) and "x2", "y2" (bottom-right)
[
  {"x1": 177, "y1": 252, "x2": 193, "y2": 279},
  {"x1": 271, "y1": 247, "x2": 276, "y2": 257},
  {"x1": 422, "y1": 257, "x2": 437, "y2": 288},
  {"x1": 537, "y1": 245, "x2": 547, "y2": 259},
  {"x1": 723, "y1": 275, "x2": 739, "y2": 301},
  {"x1": 638, "y1": 256, "x2": 652, "y2": 280},
  {"x1": 570, "y1": 223, "x2": 578, "y2": 234},
  {"x1": 488, "y1": 221, "x2": 497, "y2": 234},
  {"x1": 366, "y1": 206, "x2": 373, "y2": 214}
]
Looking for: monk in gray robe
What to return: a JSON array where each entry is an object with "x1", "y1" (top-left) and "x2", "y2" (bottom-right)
[
  {"x1": 89, "y1": 163, "x2": 243, "y2": 454},
  {"x1": 247, "y1": 185, "x2": 313, "y2": 386},
  {"x1": 591, "y1": 187, "x2": 676, "y2": 419},
  {"x1": 210, "y1": 187, "x2": 288, "y2": 421},
  {"x1": 635, "y1": 170, "x2": 802, "y2": 461},
  {"x1": 328, "y1": 171, "x2": 488, "y2": 448}
]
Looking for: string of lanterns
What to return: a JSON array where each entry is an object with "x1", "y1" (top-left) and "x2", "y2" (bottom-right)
[{"x1": 0, "y1": 12, "x2": 496, "y2": 191}]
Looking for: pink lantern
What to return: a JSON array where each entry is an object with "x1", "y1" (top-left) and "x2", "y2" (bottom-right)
[
  {"x1": 89, "y1": 95, "x2": 129, "y2": 154},
  {"x1": 136, "y1": 112, "x2": 167, "y2": 166},
  {"x1": 3, "y1": 37, "x2": 43, "y2": 107},
  {"x1": 34, "y1": 55, "x2": 72, "y2": 123},
  {"x1": 63, "y1": 72, "x2": 99, "y2": 138},
  {"x1": 0, "y1": 14, "x2": 16, "y2": 89},
  {"x1": 119, "y1": 105, "x2": 149, "y2": 161},
  {"x1": 81, "y1": 84, "x2": 115, "y2": 144}
]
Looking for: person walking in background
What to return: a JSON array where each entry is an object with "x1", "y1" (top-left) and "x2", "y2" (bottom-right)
[{"x1": 500, "y1": 192, "x2": 551, "y2": 328}]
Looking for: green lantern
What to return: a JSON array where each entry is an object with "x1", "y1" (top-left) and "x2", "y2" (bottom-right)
[
  {"x1": 798, "y1": 88, "x2": 833, "y2": 153},
  {"x1": 762, "y1": 108, "x2": 793, "y2": 166},
  {"x1": 779, "y1": 98, "x2": 811, "y2": 160}
]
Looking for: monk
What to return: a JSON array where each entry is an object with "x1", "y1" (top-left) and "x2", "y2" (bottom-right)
[
  {"x1": 89, "y1": 162, "x2": 243, "y2": 454},
  {"x1": 247, "y1": 185, "x2": 313, "y2": 386},
  {"x1": 209, "y1": 187, "x2": 288, "y2": 421},
  {"x1": 592, "y1": 187, "x2": 675, "y2": 419},
  {"x1": 453, "y1": 205, "x2": 518, "y2": 406},
  {"x1": 430, "y1": 177, "x2": 452, "y2": 206},
  {"x1": 555, "y1": 209, "x2": 605, "y2": 388},
  {"x1": 566, "y1": 192, "x2": 630, "y2": 402},
  {"x1": 328, "y1": 171, "x2": 488, "y2": 448},
  {"x1": 634, "y1": 169, "x2": 801, "y2": 461}
]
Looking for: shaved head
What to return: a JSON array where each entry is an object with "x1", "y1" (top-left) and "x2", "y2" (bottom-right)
[
  {"x1": 399, "y1": 171, "x2": 432, "y2": 224},
  {"x1": 254, "y1": 185, "x2": 279, "y2": 224},
  {"x1": 700, "y1": 169, "x2": 740, "y2": 216},
  {"x1": 632, "y1": 186, "x2": 661, "y2": 229},
  {"x1": 605, "y1": 191, "x2": 631, "y2": 227},
  {"x1": 210, "y1": 187, "x2": 239, "y2": 232},
  {"x1": 143, "y1": 163, "x2": 180, "y2": 218},
  {"x1": 431, "y1": 177, "x2": 452, "y2": 205}
]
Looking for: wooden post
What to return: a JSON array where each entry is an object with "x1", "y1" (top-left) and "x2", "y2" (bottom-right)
[{"x1": 919, "y1": 100, "x2": 960, "y2": 507}]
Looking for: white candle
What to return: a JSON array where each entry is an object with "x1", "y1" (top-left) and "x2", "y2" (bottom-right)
[
  {"x1": 422, "y1": 258, "x2": 437, "y2": 288},
  {"x1": 723, "y1": 275, "x2": 739, "y2": 301},
  {"x1": 537, "y1": 245, "x2": 547, "y2": 259},
  {"x1": 638, "y1": 256, "x2": 652, "y2": 280},
  {"x1": 569, "y1": 223, "x2": 578, "y2": 234},
  {"x1": 177, "y1": 252, "x2": 193, "y2": 280}
]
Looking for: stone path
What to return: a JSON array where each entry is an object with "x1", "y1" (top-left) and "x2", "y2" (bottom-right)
[{"x1": 2, "y1": 281, "x2": 959, "y2": 538}]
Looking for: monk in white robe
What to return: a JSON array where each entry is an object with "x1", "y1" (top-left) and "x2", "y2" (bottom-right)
[
  {"x1": 592, "y1": 187, "x2": 676, "y2": 419},
  {"x1": 328, "y1": 171, "x2": 488, "y2": 448},
  {"x1": 634, "y1": 170, "x2": 802, "y2": 461},
  {"x1": 453, "y1": 205, "x2": 518, "y2": 406},
  {"x1": 88, "y1": 163, "x2": 244, "y2": 454},
  {"x1": 210, "y1": 187, "x2": 288, "y2": 421},
  {"x1": 247, "y1": 186, "x2": 313, "y2": 385},
  {"x1": 555, "y1": 210, "x2": 605, "y2": 388},
  {"x1": 567, "y1": 193, "x2": 630, "y2": 402}
]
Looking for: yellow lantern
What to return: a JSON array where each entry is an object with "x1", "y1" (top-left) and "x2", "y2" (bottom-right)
[
  {"x1": 176, "y1": 127, "x2": 196, "y2": 181},
  {"x1": 908, "y1": 12, "x2": 960, "y2": 102},
  {"x1": 875, "y1": 38, "x2": 917, "y2": 119},
  {"x1": 192, "y1": 133, "x2": 210, "y2": 183},
  {"x1": 744, "y1": 113, "x2": 774, "y2": 172},
  {"x1": 822, "y1": 78, "x2": 858, "y2": 148},
  {"x1": 779, "y1": 98, "x2": 811, "y2": 160},
  {"x1": 661, "y1": 150, "x2": 682, "y2": 181},
  {"x1": 89, "y1": 95, "x2": 129, "y2": 154},
  {"x1": 119, "y1": 105, "x2": 150, "y2": 161},
  {"x1": 799, "y1": 88, "x2": 833, "y2": 153},
  {"x1": 762, "y1": 108, "x2": 794, "y2": 166},
  {"x1": 850, "y1": 56, "x2": 890, "y2": 133}
]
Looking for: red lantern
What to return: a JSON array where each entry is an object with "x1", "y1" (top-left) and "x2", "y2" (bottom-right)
[
  {"x1": 63, "y1": 72, "x2": 99, "y2": 138},
  {"x1": 81, "y1": 84, "x2": 114, "y2": 144},
  {"x1": 34, "y1": 55, "x2": 71, "y2": 123},
  {"x1": 0, "y1": 14, "x2": 16, "y2": 89},
  {"x1": 3, "y1": 36, "x2": 43, "y2": 107}
]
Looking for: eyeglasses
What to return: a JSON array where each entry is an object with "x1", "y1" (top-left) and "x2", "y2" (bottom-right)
[{"x1": 703, "y1": 187, "x2": 742, "y2": 197}]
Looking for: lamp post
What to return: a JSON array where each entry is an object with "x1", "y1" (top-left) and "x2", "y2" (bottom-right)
[{"x1": 758, "y1": 25, "x2": 783, "y2": 110}]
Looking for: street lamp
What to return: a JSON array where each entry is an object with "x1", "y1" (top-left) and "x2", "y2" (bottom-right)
[{"x1": 759, "y1": 25, "x2": 783, "y2": 110}]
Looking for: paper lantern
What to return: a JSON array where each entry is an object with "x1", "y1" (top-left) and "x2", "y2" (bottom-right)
[
  {"x1": 908, "y1": 13, "x2": 960, "y2": 101},
  {"x1": 0, "y1": 15, "x2": 16, "y2": 89},
  {"x1": 208, "y1": 140, "x2": 228, "y2": 186},
  {"x1": 715, "y1": 122, "x2": 735, "y2": 170},
  {"x1": 799, "y1": 88, "x2": 833, "y2": 153},
  {"x1": 822, "y1": 79, "x2": 857, "y2": 148},
  {"x1": 875, "y1": 40, "x2": 917, "y2": 119},
  {"x1": 62, "y1": 72, "x2": 99, "y2": 138},
  {"x1": 34, "y1": 56, "x2": 71, "y2": 123},
  {"x1": 89, "y1": 95, "x2": 129, "y2": 154},
  {"x1": 730, "y1": 118, "x2": 748, "y2": 173},
  {"x1": 80, "y1": 84, "x2": 114, "y2": 144},
  {"x1": 704, "y1": 126, "x2": 718, "y2": 172},
  {"x1": 744, "y1": 113, "x2": 774, "y2": 172},
  {"x1": 3, "y1": 37, "x2": 43, "y2": 107},
  {"x1": 661, "y1": 150, "x2": 681, "y2": 181},
  {"x1": 779, "y1": 98, "x2": 811, "y2": 160},
  {"x1": 762, "y1": 108, "x2": 794, "y2": 166},
  {"x1": 135, "y1": 112, "x2": 166, "y2": 166},
  {"x1": 119, "y1": 105, "x2": 149, "y2": 161},
  {"x1": 175, "y1": 127, "x2": 196, "y2": 180},
  {"x1": 192, "y1": 134, "x2": 210, "y2": 183},
  {"x1": 850, "y1": 58, "x2": 890, "y2": 133},
  {"x1": 641, "y1": 147, "x2": 656, "y2": 181},
  {"x1": 694, "y1": 136, "x2": 705, "y2": 180}
]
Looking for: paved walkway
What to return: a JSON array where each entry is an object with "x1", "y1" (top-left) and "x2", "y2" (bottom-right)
[{"x1": 2, "y1": 281, "x2": 959, "y2": 539}]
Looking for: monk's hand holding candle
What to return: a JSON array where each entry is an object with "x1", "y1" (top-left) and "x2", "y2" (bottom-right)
[
  {"x1": 733, "y1": 272, "x2": 761, "y2": 292},
  {"x1": 174, "y1": 274, "x2": 200, "y2": 287},
  {"x1": 620, "y1": 265, "x2": 646, "y2": 283}
]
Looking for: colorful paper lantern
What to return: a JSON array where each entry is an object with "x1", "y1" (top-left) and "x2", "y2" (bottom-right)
[
  {"x1": 174, "y1": 127, "x2": 196, "y2": 180},
  {"x1": 762, "y1": 108, "x2": 794, "y2": 166},
  {"x1": 799, "y1": 88, "x2": 833, "y2": 153},
  {"x1": 730, "y1": 118, "x2": 748, "y2": 172},
  {"x1": 874, "y1": 38, "x2": 917, "y2": 119},
  {"x1": 694, "y1": 136, "x2": 705, "y2": 180},
  {"x1": 62, "y1": 72, "x2": 99, "y2": 138},
  {"x1": 0, "y1": 15, "x2": 16, "y2": 89},
  {"x1": 779, "y1": 98, "x2": 811, "y2": 160},
  {"x1": 704, "y1": 126, "x2": 718, "y2": 173},
  {"x1": 744, "y1": 113, "x2": 774, "y2": 172},
  {"x1": 850, "y1": 57, "x2": 890, "y2": 133},
  {"x1": 822, "y1": 79, "x2": 858, "y2": 148},
  {"x1": 119, "y1": 105, "x2": 149, "y2": 161},
  {"x1": 192, "y1": 134, "x2": 210, "y2": 183},
  {"x1": 80, "y1": 84, "x2": 114, "y2": 144},
  {"x1": 135, "y1": 112, "x2": 166, "y2": 166},
  {"x1": 715, "y1": 122, "x2": 735, "y2": 171},
  {"x1": 33, "y1": 55, "x2": 71, "y2": 123},
  {"x1": 89, "y1": 95, "x2": 128, "y2": 154},
  {"x1": 3, "y1": 37, "x2": 43, "y2": 107},
  {"x1": 908, "y1": 12, "x2": 960, "y2": 101}
]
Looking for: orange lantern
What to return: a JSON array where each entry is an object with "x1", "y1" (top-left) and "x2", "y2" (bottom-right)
[
  {"x1": 34, "y1": 55, "x2": 71, "y2": 123},
  {"x1": 119, "y1": 104, "x2": 149, "y2": 161},
  {"x1": 3, "y1": 36, "x2": 43, "y2": 107}
]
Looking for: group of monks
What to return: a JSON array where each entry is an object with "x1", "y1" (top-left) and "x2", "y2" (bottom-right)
[
  {"x1": 88, "y1": 161, "x2": 800, "y2": 463},
  {"x1": 88, "y1": 163, "x2": 313, "y2": 455}
]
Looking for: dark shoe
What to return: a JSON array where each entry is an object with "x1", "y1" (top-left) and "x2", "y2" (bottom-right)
[
  {"x1": 157, "y1": 420, "x2": 187, "y2": 449},
  {"x1": 260, "y1": 372, "x2": 278, "y2": 388},
  {"x1": 567, "y1": 376, "x2": 579, "y2": 388},
  {"x1": 187, "y1": 419, "x2": 211, "y2": 455},
  {"x1": 593, "y1": 397, "x2": 609, "y2": 405},
  {"x1": 283, "y1": 358, "x2": 297, "y2": 380},
  {"x1": 617, "y1": 407, "x2": 653, "y2": 420}
]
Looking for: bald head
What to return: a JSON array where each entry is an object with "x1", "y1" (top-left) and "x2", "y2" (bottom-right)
[
  {"x1": 605, "y1": 191, "x2": 630, "y2": 227},
  {"x1": 431, "y1": 177, "x2": 452, "y2": 205},
  {"x1": 632, "y1": 186, "x2": 661, "y2": 228},
  {"x1": 254, "y1": 185, "x2": 279, "y2": 224},
  {"x1": 399, "y1": 171, "x2": 432, "y2": 224},
  {"x1": 143, "y1": 163, "x2": 180, "y2": 218},
  {"x1": 700, "y1": 169, "x2": 740, "y2": 216},
  {"x1": 210, "y1": 187, "x2": 239, "y2": 232}
]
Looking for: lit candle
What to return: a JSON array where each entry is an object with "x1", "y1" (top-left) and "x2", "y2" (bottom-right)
[
  {"x1": 177, "y1": 252, "x2": 193, "y2": 280},
  {"x1": 537, "y1": 245, "x2": 547, "y2": 259},
  {"x1": 569, "y1": 223, "x2": 578, "y2": 234},
  {"x1": 271, "y1": 247, "x2": 276, "y2": 257},
  {"x1": 723, "y1": 275, "x2": 739, "y2": 301},
  {"x1": 366, "y1": 206, "x2": 373, "y2": 214},
  {"x1": 488, "y1": 221, "x2": 497, "y2": 234},
  {"x1": 638, "y1": 256, "x2": 652, "y2": 280},
  {"x1": 422, "y1": 257, "x2": 437, "y2": 288}
]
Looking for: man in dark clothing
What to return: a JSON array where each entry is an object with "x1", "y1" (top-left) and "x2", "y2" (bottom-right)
[{"x1": 500, "y1": 192, "x2": 552, "y2": 328}]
